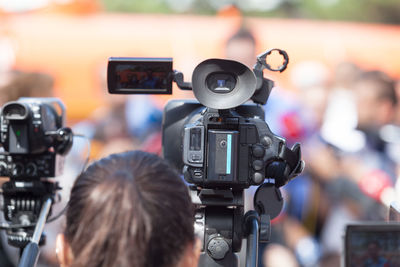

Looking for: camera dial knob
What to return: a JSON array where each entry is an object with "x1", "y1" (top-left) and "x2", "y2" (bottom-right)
[
  {"x1": 252, "y1": 145, "x2": 265, "y2": 158},
  {"x1": 207, "y1": 235, "x2": 230, "y2": 260},
  {"x1": 12, "y1": 163, "x2": 23, "y2": 177},
  {"x1": 25, "y1": 163, "x2": 37, "y2": 177}
]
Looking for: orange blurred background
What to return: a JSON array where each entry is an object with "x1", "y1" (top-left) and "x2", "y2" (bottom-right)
[{"x1": 1, "y1": 4, "x2": 400, "y2": 121}]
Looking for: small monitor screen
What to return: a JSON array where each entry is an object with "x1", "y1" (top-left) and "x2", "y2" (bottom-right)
[
  {"x1": 108, "y1": 57, "x2": 173, "y2": 94},
  {"x1": 345, "y1": 223, "x2": 400, "y2": 267}
]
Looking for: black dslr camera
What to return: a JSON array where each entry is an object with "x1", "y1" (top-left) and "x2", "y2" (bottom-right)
[
  {"x1": 108, "y1": 50, "x2": 304, "y2": 267},
  {"x1": 0, "y1": 98, "x2": 73, "y2": 250}
]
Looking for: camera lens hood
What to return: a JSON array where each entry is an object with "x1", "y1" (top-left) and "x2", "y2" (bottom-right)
[{"x1": 192, "y1": 59, "x2": 256, "y2": 109}]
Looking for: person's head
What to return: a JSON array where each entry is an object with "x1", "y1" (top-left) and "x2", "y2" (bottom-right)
[
  {"x1": 333, "y1": 62, "x2": 361, "y2": 89},
  {"x1": 290, "y1": 61, "x2": 331, "y2": 129},
  {"x1": 56, "y1": 150, "x2": 200, "y2": 267},
  {"x1": 225, "y1": 28, "x2": 257, "y2": 67},
  {"x1": 0, "y1": 71, "x2": 54, "y2": 107},
  {"x1": 353, "y1": 70, "x2": 397, "y2": 130},
  {"x1": 1, "y1": 71, "x2": 54, "y2": 98}
]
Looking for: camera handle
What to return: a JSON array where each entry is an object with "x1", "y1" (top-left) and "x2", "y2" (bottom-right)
[
  {"x1": 18, "y1": 197, "x2": 52, "y2": 267},
  {"x1": 243, "y1": 211, "x2": 260, "y2": 267}
]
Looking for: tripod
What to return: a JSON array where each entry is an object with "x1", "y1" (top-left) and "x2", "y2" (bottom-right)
[
  {"x1": 192, "y1": 183, "x2": 284, "y2": 267},
  {"x1": 1, "y1": 179, "x2": 59, "y2": 267}
]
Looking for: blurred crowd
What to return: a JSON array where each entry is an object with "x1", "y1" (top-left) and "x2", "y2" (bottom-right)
[
  {"x1": 259, "y1": 37, "x2": 400, "y2": 266},
  {"x1": 1, "y1": 25, "x2": 400, "y2": 267},
  {"x1": 222, "y1": 27, "x2": 400, "y2": 266}
]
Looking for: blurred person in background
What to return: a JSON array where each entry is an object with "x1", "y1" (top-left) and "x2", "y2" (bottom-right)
[
  {"x1": 318, "y1": 69, "x2": 398, "y2": 258},
  {"x1": 281, "y1": 61, "x2": 333, "y2": 267},
  {"x1": 56, "y1": 150, "x2": 200, "y2": 267},
  {"x1": 354, "y1": 71, "x2": 397, "y2": 154},
  {"x1": 335, "y1": 70, "x2": 398, "y2": 199},
  {"x1": 0, "y1": 71, "x2": 54, "y2": 105},
  {"x1": 225, "y1": 27, "x2": 256, "y2": 68},
  {"x1": 321, "y1": 62, "x2": 362, "y2": 153}
]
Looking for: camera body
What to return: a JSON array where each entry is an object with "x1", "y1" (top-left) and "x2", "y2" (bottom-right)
[
  {"x1": 0, "y1": 99, "x2": 72, "y2": 179},
  {"x1": 0, "y1": 98, "x2": 73, "y2": 248},
  {"x1": 183, "y1": 108, "x2": 276, "y2": 188},
  {"x1": 1, "y1": 100, "x2": 60, "y2": 155},
  {"x1": 163, "y1": 102, "x2": 289, "y2": 189},
  {"x1": 108, "y1": 53, "x2": 303, "y2": 191}
]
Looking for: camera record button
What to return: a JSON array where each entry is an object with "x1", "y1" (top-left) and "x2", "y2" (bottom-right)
[{"x1": 252, "y1": 160, "x2": 263, "y2": 171}]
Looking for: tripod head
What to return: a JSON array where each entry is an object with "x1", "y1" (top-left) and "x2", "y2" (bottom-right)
[{"x1": 191, "y1": 180, "x2": 301, "y2": 267}]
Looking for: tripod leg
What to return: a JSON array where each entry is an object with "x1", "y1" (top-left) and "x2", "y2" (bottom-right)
[{"x1": 18, "y1": 197, "x2": 52, "y2": 267}]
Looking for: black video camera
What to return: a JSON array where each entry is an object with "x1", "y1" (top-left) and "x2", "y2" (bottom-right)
[
  {"x1": 0, "y1": 98, "x2": 73, "y2": 248},
  {"x1": 107, "y1": 50, "x2": 304, "y2": 266},
  {"x1": 108, "y1": 51, "x2": 303, "y2": 189}
]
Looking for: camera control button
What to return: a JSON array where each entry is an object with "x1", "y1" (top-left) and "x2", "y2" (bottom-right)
[
  {"x1": 261, "y1": 135, "x2": 272, "y2": 148},
  {"x1": 191, "y1": 154, "x2": 202, "y2": 162},
  {"x1": 252, "y1": 145, "x2": 265, "y2": 157},
  {"x1": 252, "y1": 160, "x2": 263, "y2": 171},
  {"x1": 220, "y1": 140, "x2": 227, "y2": 148},
  {"x1": 253, "y1": 172, "x2": 264, "y2": 184}
]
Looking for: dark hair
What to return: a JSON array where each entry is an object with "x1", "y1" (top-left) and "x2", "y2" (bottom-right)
[
  {"x1": 65, "y1": 151, "x2": 195, "y2": 267},
  {"x1": 356, "y1": 70, "x2": 397, "y2": 106},
  {"x1": 1, "y1": 72, "x2": 54, "y2": 99}
]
